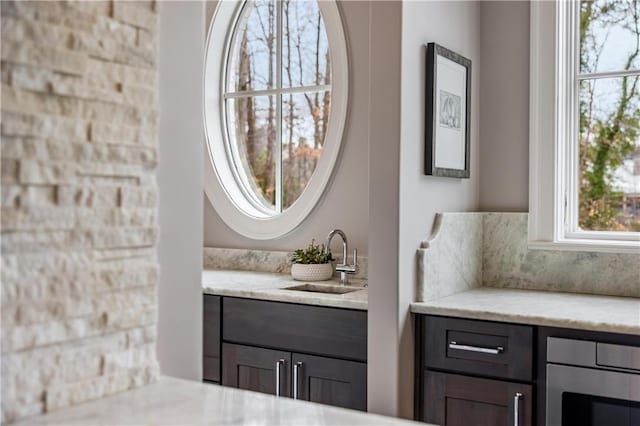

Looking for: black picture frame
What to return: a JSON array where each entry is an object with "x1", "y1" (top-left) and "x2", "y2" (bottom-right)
[{"x1": 424, "y1": 42, "x2": 472, "y2": 178}]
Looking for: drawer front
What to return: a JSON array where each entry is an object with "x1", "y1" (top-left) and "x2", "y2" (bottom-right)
[
  {"x1": 424, "y1": 315, "x2": 533, "y2": 381},
  {"x1": 223, "y1": 297, "x2": 367, "y2": 362}
]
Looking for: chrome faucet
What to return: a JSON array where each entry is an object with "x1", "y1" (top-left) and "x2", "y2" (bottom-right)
[{"x1": 325, "y1": 229, "x2": 358, "y2": 285}]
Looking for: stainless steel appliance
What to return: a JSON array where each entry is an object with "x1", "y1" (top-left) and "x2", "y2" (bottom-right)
[{"x1": 546, "y1": 337, "x2": 640, "y2": 426}]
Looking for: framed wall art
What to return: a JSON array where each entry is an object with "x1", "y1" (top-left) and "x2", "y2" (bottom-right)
[{"x1": 424, "y1": 42, "x2": 472, "y2": 178}]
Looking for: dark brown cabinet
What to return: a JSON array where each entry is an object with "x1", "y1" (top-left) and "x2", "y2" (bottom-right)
[
  {"x1": 416, "y1": 315, "x2": 534, "y2": 426},
  {"x1": 205, "y1": 296, "x2": 367, "y2": 411},
  {"x1": 222, "y1": 343, "x2": 291, "y2": 397},
  {"x1": 221, "y1": 343, "x2": 367, "y2": 411},
  {"x1": 424, "y1": 371, "x2": 532, "y2": 426},
  {"x1": 416, "y1": 314, "x2": 640, "y2": 426},
  {"x1": 203, "y1": 295, "x2": 221, "y2": 382},
  {"x1": 223, "y1": 297, "x2": 367, "y2": 362},
  {"x1": 424, "y1": 315, "x2": 533, "y2": 382},
  {"x1": 292, "y1": 353, "x2": 367, "y2": 410}
]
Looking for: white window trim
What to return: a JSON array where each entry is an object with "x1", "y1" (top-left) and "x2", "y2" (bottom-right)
[
  {"x1": 203, "y1": 0, "x2": 349, "y2": 240},
  {"x1": 529, "y1": 0, "x2": 640, "y2": 254}
]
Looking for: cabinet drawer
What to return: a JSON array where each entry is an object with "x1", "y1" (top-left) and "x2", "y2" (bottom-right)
[
  {"x1": 423, "y1": 315, "x2": 533, "y2": 381},
  {"x1": 424, "y1": 370, "x2": 532, "y2": 426},
  {"x1": 223, "y1": 297, "x2": 367, "y2": 362}
]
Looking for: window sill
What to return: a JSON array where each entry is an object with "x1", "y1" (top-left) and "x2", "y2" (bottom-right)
[{"x1": 528, "y1": 239, "x2": 640, "y2": 254}]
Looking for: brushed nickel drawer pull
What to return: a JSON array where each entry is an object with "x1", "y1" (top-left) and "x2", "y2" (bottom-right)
[
  {"x1": 449, "y1": 341, "x2": 504, "y2": 355},
  {"x1": 514, "y1": 392, "x2": 523, "y2": 426},
  {"x1": 275, "y1": 359, "x2": 285, "y2": 397},
  {"x1": 293, "y1": 362, "x2": 303, "y2": 400}
]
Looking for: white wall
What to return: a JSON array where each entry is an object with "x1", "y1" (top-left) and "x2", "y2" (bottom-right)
[
  {"x1": 202, "y1": 1, "x2": 370, "y2": 255},
  {"x1": 367, "y1": 0, "x2": 403, "y2": 418},
  {"x1": 397, "y1": 0, "x2": 482, "y2": 418},
  {"x1": 157, "y1": 1, "x2": 206, "y2": 381},
  {"x1": 479, "y1": 1, "x2": 530, "y2": 211}
]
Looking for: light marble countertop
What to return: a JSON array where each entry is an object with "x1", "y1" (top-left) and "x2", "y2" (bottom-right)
[
  {"x1": 202, "y1": 269, "x2": 368, "y2": 310},
  {"x1": 411, "y1": 287, "x2": 640, "y2": 335},
  {"x1": 15, "y1": 376, "x2": 425, "y2": 425}
]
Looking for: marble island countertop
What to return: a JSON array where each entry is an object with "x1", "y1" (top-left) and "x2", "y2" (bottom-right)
[
  {"x1": 411, "y1": 287, "x2": 640, "y2": 335},
  {"x1": 15, "y1": 376, "x2": 425, "y2": 425},
  {"x1": 202, "y1": 269, "x2": 368, "y2": 310}
]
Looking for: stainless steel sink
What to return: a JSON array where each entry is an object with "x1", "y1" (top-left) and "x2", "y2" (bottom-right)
[{"x1": 284, "y1": 283, "x2": 361, "y2": 294}]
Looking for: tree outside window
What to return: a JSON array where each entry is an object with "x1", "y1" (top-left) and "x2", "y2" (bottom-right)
[
  {"x1": 224, "y1": 0, "x2": 331, "y2": 213},
  {"x1": 578, "y1": 0, "x2": 640, "y2": 232}
]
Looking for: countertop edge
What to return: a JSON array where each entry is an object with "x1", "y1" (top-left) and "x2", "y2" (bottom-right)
[
  {"x1": 410, "y1": 288, "x2": 640, "y2": 336},
  {"x1": 201, "y1": 269, "x2": 368, "y2": 310},
  {"x1": 410, "y1": 304, "x2": 640, "y2": 335},
  {"x1": 204, "y1": 287, "x2": 368, "y2": 311}
]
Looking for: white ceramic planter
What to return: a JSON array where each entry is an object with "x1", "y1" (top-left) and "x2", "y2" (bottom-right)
[{"x1": 291, "y1": 263, "x2": 333, "y2": 281}]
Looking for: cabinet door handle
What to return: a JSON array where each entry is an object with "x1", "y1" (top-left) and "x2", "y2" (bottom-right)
[
  {"x1": 514, "y1": 392, "x2": 523, "y2": 426},
  {"x1": 448, "y1": 341, "x2": 504, "y2": 355},
  {"x1": 293, "y1": 362, "x2": 303, "y2": 400},
  {"x1": 275, "y1": 359, "x2": 285, "y2": 397}
]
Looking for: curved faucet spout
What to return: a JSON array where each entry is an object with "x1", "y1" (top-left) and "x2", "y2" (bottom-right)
[
  {"x1": 325, "y1": 229, "x2": 358, "y2": 285},
  {"x1": 325, "y1": 229, "x2": 348, "y2": 264}
]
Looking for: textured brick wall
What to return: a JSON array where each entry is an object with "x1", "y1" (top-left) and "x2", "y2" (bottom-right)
[{"x1": 1, "y1": 1, "x2": 160, "y2": 422}]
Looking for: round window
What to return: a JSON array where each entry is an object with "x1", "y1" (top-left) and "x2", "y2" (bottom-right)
[{"x1": 204, "y1": 0, "x2": 349, "y2": 240}]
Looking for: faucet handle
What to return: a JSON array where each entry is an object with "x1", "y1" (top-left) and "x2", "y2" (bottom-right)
[{"x1": 353, "y1": 248, "x2": 358, "y2": 266}]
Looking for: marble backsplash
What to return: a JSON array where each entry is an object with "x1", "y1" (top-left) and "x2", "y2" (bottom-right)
[
  {"x1": 204, "y1": 247, "x2": 291, "y2": 273},
  {"x1": 418, "y1": 212, "x2": 639, "y2": 301},
  {"x1": 417, "y1": 213, "x2": 483, "y2": 300},
  {"x1": 203, "y1": 247, "x2": 368, "y2": 280},
  {"x1": 482, "y1": 213, "x2": 639, "y2": 297}
]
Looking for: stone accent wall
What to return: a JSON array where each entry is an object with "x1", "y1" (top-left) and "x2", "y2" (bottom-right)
[{"x1": 1, "y1": 1, "x2": 160, "y2": 422}]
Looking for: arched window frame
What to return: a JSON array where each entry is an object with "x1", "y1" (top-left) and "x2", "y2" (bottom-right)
[{"x1": 203, "y1": 0, "x2": 349, "y2": 240}]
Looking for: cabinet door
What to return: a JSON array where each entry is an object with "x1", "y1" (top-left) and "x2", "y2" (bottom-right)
[
  {"x1": 222, "y1": 343, "x2": 291, "y2": 397},
  {"x1": 424, "y1": 371, "x2": 532, "y2": 426},
  {"x1": 292, "y1": 353, "x2": 367, "y2": 411},
  {"x1": 203, "y1": 295, "x2": 221, "y2": 382}
]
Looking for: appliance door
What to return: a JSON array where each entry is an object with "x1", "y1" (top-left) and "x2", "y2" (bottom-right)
[{"x1": 546, "y1": 364, "x2": 640, "y2": 426}]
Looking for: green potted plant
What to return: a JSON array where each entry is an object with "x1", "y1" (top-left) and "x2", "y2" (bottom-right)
[{"x1": 290, "y1": 240, "x2": 335, "y2": 281}]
